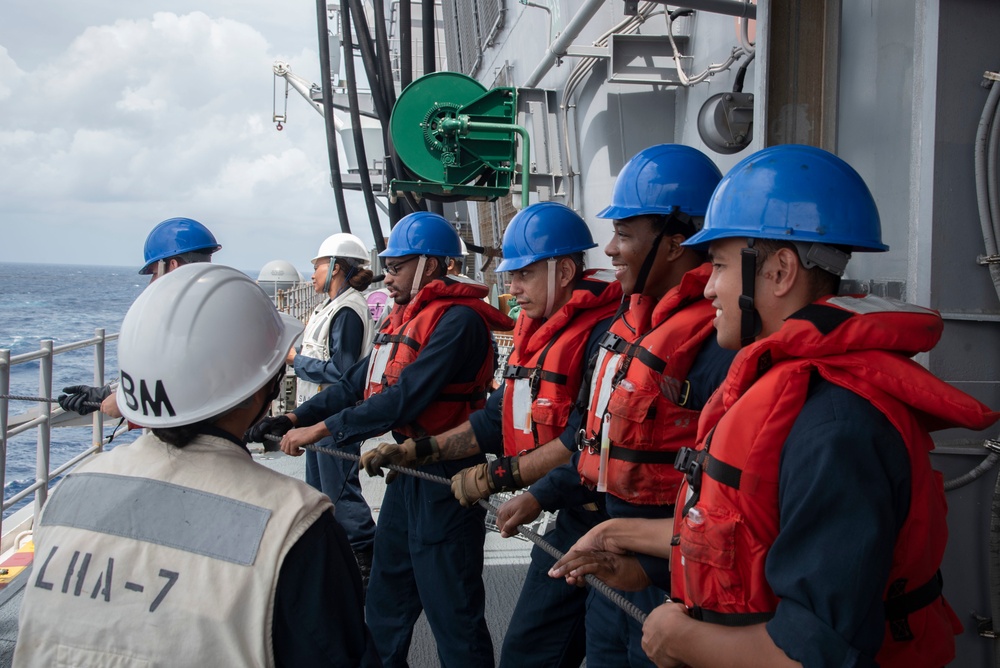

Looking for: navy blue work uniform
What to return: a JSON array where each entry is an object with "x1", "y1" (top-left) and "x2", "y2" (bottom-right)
[
  {"x1": 294, "y1": 305, "x2": 494, "y2": 668},
  {"x1": 532, "y1": 332, "x2": 734, "y2": 668},
  {"x1": 292, "y1": 307, "x2": 376, "y2": 553},
  {"x1": 469, "y1": 319, "x2": 612, "y2": 668},
  {"x1": 765, "y1": 380, "x2": 910, "y2": 666}
]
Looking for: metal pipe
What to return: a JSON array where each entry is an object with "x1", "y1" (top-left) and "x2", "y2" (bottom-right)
[
  {"x1": 342, "y1": 1, "x2": 387, "y2": 253},
  {"x1": 523, "y1": 0, "x2": 607, "y2": 88},
  {"x1": 523, "y1": 0, "x2": 757, "y2": 88},
  {"x1": 93, "y1": 328, "x2": 106, "y2": 452},
  {"x1": 317, "y1": 0, "x2": 352, "y2": 233},
  {"x1": 34, "y1": 340, "x2": 52, "y2": 519},
  {"x1": 440, "y1": 118, "x2": 531, "y2": 210},
  {"x1": 1, "y1": 349, "x2": 9, "y2": 541}
]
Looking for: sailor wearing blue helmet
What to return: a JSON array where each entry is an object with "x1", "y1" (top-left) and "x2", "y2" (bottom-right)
[
  {"x1": 248, "y1": 211, "x2": 514, "y2": 668},
  {"x1": 58, "y1": 217, "x2": 222, "y2": 419}
]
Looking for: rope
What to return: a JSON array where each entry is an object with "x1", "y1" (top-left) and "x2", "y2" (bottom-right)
[
  {"x1": 0, "y1": 393, "x2": 102, "y2": 409},
  {"x1": 265, "y1": 435, "x2": 650, "y2": 624}
]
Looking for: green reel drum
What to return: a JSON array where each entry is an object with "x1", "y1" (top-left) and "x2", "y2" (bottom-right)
[{"x1": 389, "y1": 72, "x2": 522, "y2": 202}]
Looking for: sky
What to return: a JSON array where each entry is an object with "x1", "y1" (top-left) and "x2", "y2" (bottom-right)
[{"x1": 0, "y1": 0, "x2": 386, "y2": 275}]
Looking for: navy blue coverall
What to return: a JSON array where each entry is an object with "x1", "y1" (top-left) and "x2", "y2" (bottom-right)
[
  {"x1": 468, "y1": 319, "x2": 611, "y2": 668},
  {"x1": 293, "y1": 304, "x2": 495, "y2": 668},
  {"x1": 292, "y1": 306, "x2": 376, "y2": 553}
]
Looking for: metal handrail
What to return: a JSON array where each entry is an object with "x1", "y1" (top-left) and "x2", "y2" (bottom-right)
[{"x1": 0, "y1": 328, "x2": 117, "y2": 541}]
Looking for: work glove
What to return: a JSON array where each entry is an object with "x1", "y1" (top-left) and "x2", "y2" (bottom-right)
[
  {"x1": 57, "y1": 385, "x2": 112, "y2": 415},
  {"x1": 451, "y1": 456, "x2": 523, "y2": 507},
  {"x1": 245, "y1": 414, "x2": 293, "y2": 449},
  {"x1": 361, "y1": 436, "x2": 440, "y2": 483}
]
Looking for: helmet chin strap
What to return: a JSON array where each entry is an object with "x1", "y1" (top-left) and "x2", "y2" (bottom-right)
[
  {"x1": 322, "y1": 257, "x2": 335, "y2": 294},
  {"x1": 631, "y1": 210, "x2": 689, "y2": 296},
  {"x1": 739, "y1": 239, "x2": 764, "y2": 347},
  {"x1": 410, "y1": 256, "x2": 428, "y2": 300},
  {"x1": 543, "y1": 258, "x2": 557, "y2": 319}
]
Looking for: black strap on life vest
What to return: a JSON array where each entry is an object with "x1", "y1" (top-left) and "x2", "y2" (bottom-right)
[
  {"x1": 373, "y1": 332, "x2": 420, "y2": 351},
  {"x1": 503, "y1": 365, "x2": 568, "y2": 385},
  {"x1": 885, "y1": 570, "x2": 944, "y2": 642},
  {"x1": 598, "y1": 330, "x2": 667, "y2": 376},
  {"x1": 689, "y1": 607, "x2": 775, "y2": 627},
  {"x1": 607, "y1": 444, "x2": 676, "y2": 464}
]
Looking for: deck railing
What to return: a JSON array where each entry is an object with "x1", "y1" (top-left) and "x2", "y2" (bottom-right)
[{"x1": 0, "y1": 329, "x2": 117, "y2": 545}]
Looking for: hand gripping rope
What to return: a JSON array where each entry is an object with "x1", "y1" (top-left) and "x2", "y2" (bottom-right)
[
  {"x1": 0, "y1": 394, "x2": 103, "y2": 409},
  {"x1": 264, "y1": 434, "x2": 650, "y2": 624}
]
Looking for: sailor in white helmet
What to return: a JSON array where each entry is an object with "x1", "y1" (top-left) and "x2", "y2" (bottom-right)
[
  {"x1": 282, "y1": 233, "x2": 378, "y2": 587},
  {"x1": 14, "y1": 264, "x2": 378, "y2": 667}
]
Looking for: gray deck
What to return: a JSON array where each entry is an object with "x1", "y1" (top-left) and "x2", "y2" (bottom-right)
[{"x1": 0, "y1": 437, "x2": 533, "y2": 667}]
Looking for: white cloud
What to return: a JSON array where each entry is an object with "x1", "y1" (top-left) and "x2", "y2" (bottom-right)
[{"x1": 0, "y1": 5, "x2": 386, "y2": 272}]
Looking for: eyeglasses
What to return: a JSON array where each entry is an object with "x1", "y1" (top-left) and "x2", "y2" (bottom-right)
[{"x1": 383, "y1": 256, "x2": 417, "y2": 276}]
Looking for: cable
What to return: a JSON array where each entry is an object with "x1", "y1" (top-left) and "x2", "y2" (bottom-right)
[
  {"x1": 1, "y1": 393, "x2": 102, "y2": 408},
  {"x1": 264, "y1": 435, "x2": 651, "y2": 623}
]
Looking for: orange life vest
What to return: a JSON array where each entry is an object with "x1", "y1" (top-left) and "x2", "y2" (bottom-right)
[
  {"x1": 364, "y1": 275, "x2": 514, "y2": 438},
  {"x1": 577, "y1": 264, "x2": 716, "y2": 506},
  {"x1": 671, "y1": 295, "x2": 1000, "y2": 667},
  {"x1": 500, "y1": 271, "x2": 622, "y2": 456}
]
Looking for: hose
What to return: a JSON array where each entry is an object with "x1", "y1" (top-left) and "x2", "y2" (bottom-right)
[
  {"x1": 974, "y1": 71, "x2": 1000, "y2": 300},
  {"x1": 266, "y1": 435, "x2": 652, "y2": 624},
  {"x1": 340, "y1": 0, "x2": 387, "y2": 253},
  {"x1": 315, "y1": 0, "x2": 352, "y2": 233}
]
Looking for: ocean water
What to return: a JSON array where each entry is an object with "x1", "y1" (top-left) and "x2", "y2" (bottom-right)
[{"x1": 0, "y1": 263, "x2": 149, "y2": 517}]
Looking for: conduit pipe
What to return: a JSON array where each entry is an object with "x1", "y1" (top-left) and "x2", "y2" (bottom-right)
[
  {"x1": 523, "y1": 0, "x2": 607, "y2": 88},
  {"x1": 975, "y1": 71, "x2": 1000, "y2": 300},
  {"x1": 523, "y1": 0, "x2": 756, "y2": 88}
]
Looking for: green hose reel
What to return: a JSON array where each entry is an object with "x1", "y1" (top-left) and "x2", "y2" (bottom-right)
[{"x1": 389, "y1": 72, "x2": 529, "y2": 208}]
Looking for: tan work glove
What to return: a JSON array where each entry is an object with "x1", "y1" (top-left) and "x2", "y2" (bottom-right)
[
  {"x1": 450, "y1": 456, "x2": 523, "y2": 507},
  {"x1": 361, "y1": 436, "x2": 440, "y2": 483}
]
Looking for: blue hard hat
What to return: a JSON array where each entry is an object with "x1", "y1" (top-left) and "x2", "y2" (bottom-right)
[
  {"x1": 684, "y1": 144, "x2": 888, "y2": 252},
  {"x1": 140, "y1": 218, "x2": 222, "y2": 275},
  {"x1": 379, "y1": 211, "x2": 462, "y2": 258},
  {"x1": 496, "y1": 202, "x2": 597, "y2": 272},
  {"x1": 597, "y1": 144, "x2": 723, "y2": 220}
]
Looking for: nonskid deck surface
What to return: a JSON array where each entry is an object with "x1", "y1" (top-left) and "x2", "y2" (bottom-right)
[{"x1": 0, "y1": 437, "x2": 532, "y2": 667}]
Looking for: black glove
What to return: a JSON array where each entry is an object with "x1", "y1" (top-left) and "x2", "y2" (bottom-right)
[
  {"x1": 57, "y1": 385, "x2": 112, "y2": 415},
  {"x1": 245, "y1": 414, "x2": 293, "y2": 448}
]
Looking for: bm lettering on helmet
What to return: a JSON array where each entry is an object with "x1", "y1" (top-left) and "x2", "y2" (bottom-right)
[{"x1": 120, "y1": 371, "x2": 176, "y2": 418}]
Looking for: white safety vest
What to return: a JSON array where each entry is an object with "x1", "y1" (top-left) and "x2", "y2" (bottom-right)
[
  {"x1": 296, "y1": 290, "x2": 373, "y2": 405},
  {"x1": 14, "y1": 432, "x2": 331, "y2": 668}
]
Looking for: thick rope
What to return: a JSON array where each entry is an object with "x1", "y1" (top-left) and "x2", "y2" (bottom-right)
[
  {"x1": 265, "y1": 435, "x2": 649, "y2": 624},
  {"x1": 0, "y1": 393, "x2": 102, "y2": 409}
]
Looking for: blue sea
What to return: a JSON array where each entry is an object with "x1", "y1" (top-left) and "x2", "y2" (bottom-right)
[{"x1": 0, "y1": 263, "x2": 154, "y2": 517}]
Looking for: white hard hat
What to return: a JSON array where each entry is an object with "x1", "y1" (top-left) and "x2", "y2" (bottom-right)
[
  {"x1": 116, "y1": 264, "x2": 304, "y2": 428},
  {"x1": 312, "y1": 233, "x2": 369, "y2": 264}
]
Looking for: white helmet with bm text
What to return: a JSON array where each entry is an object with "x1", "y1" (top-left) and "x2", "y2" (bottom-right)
[{"x1": 116, "y1": 264, "x2": 304, "y2": 427}]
